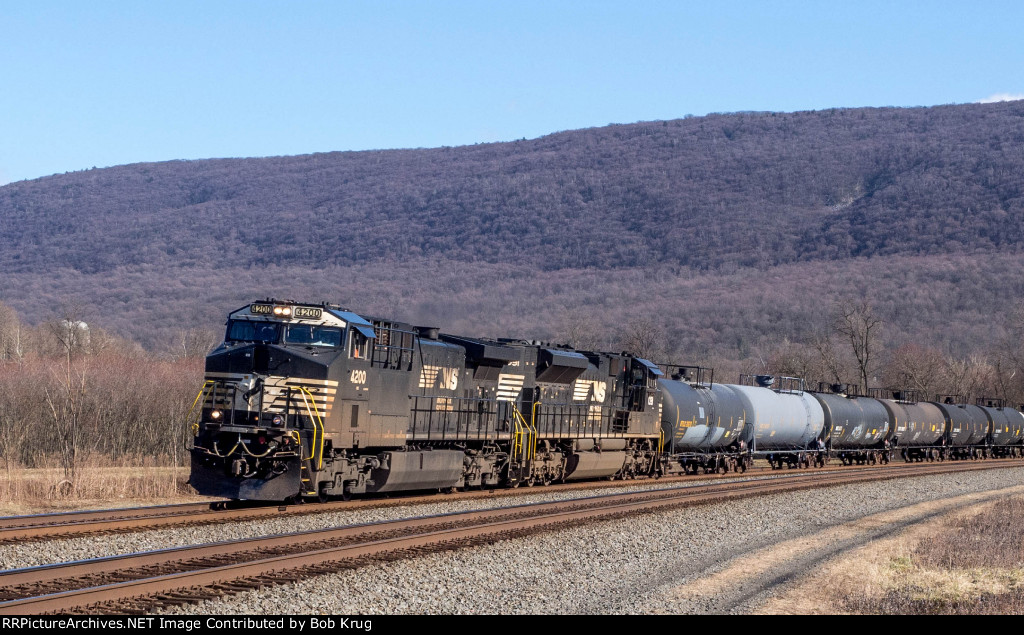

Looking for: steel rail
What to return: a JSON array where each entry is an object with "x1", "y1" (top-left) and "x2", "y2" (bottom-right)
[
  {"x1": 0, "y1": 459, "x2": 1020, "y2": 615},
  {"x1": 0, "y1": 459, "x2": 1005, "y2": 544}
]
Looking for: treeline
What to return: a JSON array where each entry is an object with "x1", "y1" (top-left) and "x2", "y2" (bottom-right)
[
  {"x1": 602, "y1": 296, "x2": 1024, "y2": 407},
  {"x1": 0, "y1": 302, "x2": 204, "y2": 495},
  {"x1": 3, "y1": 287, "x2": 1024, "y2": 498}
]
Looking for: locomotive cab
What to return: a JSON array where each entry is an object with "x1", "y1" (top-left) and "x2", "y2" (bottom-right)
[{"x1": 189, "y1": 301, "x2": 362, "y2": 501}]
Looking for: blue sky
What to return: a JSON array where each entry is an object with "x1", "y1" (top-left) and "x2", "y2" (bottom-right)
[{"x1": 1, "y1": 1, "x2": 1022, "y2": 184}]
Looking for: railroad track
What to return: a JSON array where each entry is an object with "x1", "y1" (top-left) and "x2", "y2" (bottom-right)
[
  {"x1": 0, "y1": 459, "x2": 1006, "y2": 544},
  {"x1": 1, "y1": 459, "x2": 1021, "y2": 615},
  {"x1": 0, "y1": 460, "x2": 962, "y2": 544}
]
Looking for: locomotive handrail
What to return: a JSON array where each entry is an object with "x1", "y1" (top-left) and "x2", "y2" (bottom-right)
[
  {"x1": 511, "y1": 404, "x2": 535, "y2": 462},
  {"x1": 186, "y1": 380, "x2": 216, "y2": 436},
  {"x1": 296, "y1": 387, "x2": 325, "y2": 470}
]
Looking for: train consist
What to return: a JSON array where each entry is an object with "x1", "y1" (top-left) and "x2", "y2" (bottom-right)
[{"x1": 188, "y1": 300, "x2": 1024, "y2": 501}]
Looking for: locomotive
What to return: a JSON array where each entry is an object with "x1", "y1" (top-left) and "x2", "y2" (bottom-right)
[
  {"x1": 189, "y1": 300, "x2": 663, "y2": 501},
  {"x1": 188, "y1": 300, "x2": 1024, "y2": 502}
]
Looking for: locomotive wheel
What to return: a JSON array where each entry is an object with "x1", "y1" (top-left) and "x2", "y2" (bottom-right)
[{"x1": 317, "y1": 484, "x2": 330, "y2": 504}]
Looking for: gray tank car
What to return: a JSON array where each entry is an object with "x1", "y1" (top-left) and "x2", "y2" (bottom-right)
[
  {"x1": 659, "y1": 367, "x2": 750, "y2": 474},
  {"x1": 936, "y1": 400, "x2": 990, "y2": 460},
  {"x1": 879, "y1": 397, "x2": 947, "y2": 462},
  {"x1": 813, "y1": 390, "x2": 891, "y2": 465},
  {"x1": 981, "y1": 402, "x2": 1024, "y2": 457},
  {"x1": 728, "y1": 377, "x2": 827, "y2": 469}
]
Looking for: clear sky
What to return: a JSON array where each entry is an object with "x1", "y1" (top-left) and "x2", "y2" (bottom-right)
[{"x1": 2, "y1": 1, "x2": 1022, "y2": 185}]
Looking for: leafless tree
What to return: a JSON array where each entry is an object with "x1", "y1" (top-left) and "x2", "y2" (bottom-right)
[
  {"x1": 834, "y1": 299, "x2": 882, "y2": 391},
  {"x1": 175, "y1": 327, "x2": 220, "y2": 359},
  {"x1": 556, "y1": 307, "x2": 602, "y2": 351},
  {"x1": 619, "y1": 318, "x2": 664, "y2": 360}
]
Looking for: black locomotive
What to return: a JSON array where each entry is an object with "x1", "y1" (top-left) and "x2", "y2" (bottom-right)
[{"x1": 189, "y1": 300, "x2": 663, "y2": 501}]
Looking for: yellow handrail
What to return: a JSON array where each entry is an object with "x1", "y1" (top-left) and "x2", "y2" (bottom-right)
[
  {"x1": 296, "y1": 387, "x2": 325, "y2": 470},
  {"x1": 186, "y1": 380, "x2": 215, "y2": 436},
  {"x1": 511, "y1": 404, "x2": 535, "y2": 461},
  {"x1": 509, "y1": 407, "x2": 523, "y2": 462}
]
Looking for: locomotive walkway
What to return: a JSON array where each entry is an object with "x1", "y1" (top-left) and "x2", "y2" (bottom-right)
[{"x1": 0, "y1": 459, "x2": 1020, "y2": 614}]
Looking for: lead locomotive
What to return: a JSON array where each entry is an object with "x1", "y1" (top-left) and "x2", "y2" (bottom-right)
[{"x1": 189, "y1": 300, "x2": 664, "y2": 501}]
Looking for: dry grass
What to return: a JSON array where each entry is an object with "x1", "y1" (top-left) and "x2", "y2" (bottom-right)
[
  {"x1": 0, "y1": 456, "x2": 210, "y2": 515},
  {"x1": 753, "y1": 486, "x2": 1024, "y2": 615},
  {"x1": 844, "y1": 496, "x2": 1024, "y2": 614}
]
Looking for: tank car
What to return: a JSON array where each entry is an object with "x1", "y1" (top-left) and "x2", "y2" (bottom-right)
[
  {"x1": 189, "y1": 300, "x2": 664, "y2": 501},
  {"x1": 812, "y1": 387, "x2": 891, "y2": 465},
  {"x1": 658, "y1": 366, "x2": 751, "y2": 474},
  {"x1": 934, "y1": 397, "x2": 990, "y2": 460},
  {"x1": 727, "y1": 376, "x2": 827, "y2": 469},
  {"x1": 877, "y1": 392, "x2": 947, "y2": 462},
  {"x1": 980, "y1": 399, "x2": 1024, "y2": 458}
]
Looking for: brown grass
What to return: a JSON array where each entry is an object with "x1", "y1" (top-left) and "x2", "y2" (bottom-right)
[
  {"x1": 0, "y1": 455, "x2": 210, "y2": 515},
  {"x1": 844, "y1": 496, "x2": 1024, "y2": 615}
]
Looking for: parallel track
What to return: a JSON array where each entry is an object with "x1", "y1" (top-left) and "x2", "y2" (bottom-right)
[
  {"x1": 0, "y1": 460, "x2": 1008, "y2": 544},
  {"x1": 0, "y1": 461, "x2": 960, "y2": 544},
  {"x1": 1, "y1": 459, "x2": 1021, "y2": 615}
]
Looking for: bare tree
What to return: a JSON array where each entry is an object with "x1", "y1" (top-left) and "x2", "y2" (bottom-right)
[
  {"x1": 619, "y1": 318, "x2": 664, "y2": 360},
  {"x1": 44, "y1": 360, "x2": 88, "y2": 494},
  {"x1": 809, "y1": 330, "x2": 847, "y2": 385},
  {"x1": 175, "y1": 327, "x2": 220, "y2": 359},
  {"x1": 834, "y1": 299, "x2": 882, "y2": 391},
  {"x1": 885, "y1": 344, "x2": 946, "y2": 397},
  {"x1": 0, "y1": 303, "x2": 24, "y2": 363},
  {"x1": 556, "y1": 308, "x2": 602, "y2": 351}
]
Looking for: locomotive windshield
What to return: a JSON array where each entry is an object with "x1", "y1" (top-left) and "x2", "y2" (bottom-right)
[
  {"x1": 285, "y1": 325, "x2": 343, "y2": 348},
  {"x1": 226, "y1": 320, "x2": 281, "y2": 344}
]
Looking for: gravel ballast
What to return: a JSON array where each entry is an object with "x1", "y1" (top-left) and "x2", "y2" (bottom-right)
[
  {"x1": 156, "y1": 466, "x2": 1024, "y2": 615},
  {"x1": 0, "y1": 475, "x2": 762, "y2": 570}
]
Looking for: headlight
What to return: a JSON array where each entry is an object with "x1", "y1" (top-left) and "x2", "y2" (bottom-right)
[
  {"x1": 272, "y1": 414, "x2": 285, "y2": 426},
  {"x1": 210, "y1": 409, "x2": 222, "y2": 420}
]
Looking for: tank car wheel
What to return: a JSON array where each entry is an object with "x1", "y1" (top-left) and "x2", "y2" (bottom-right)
[{"x1": 543, "y1": 477, "x2": 553, "y2": 486}]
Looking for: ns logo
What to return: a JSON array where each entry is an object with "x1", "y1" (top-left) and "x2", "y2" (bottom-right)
[{"x1": 419, "y1": 365, "x2": 459, "y2": 391}]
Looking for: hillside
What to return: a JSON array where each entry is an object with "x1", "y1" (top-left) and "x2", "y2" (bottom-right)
[{"x1": 2, "y1": 101, "x2": 1024, "y2": 362}]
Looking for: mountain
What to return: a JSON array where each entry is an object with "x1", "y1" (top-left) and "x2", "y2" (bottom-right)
[{"x1": 3, "y1": 101, "x2": 1024, "y2": 362}]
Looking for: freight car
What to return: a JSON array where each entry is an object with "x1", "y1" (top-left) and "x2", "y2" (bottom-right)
[{"x1": 189, "y1": 300, "x2": 1024, "y2": 502}]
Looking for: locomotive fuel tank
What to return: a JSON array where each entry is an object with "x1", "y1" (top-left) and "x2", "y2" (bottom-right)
[
  {"x1": 813, "y1": 393, "x2": 890, "y2": 449},
  {"x1": 728, "y1": 385, "x2": 825, "y2": 451},
  {"x1": 659, "y1": 380, "x2": 746, "y2": 452},
  {"x1": 879, "y1": 400, "x2": 946, "y2": 448}
]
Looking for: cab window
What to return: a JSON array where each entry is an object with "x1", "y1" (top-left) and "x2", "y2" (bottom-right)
[
  {"x1": 350, "y1": 329, "x2": 370, "y2": 359},
  {"x1": 285, "y1": 325, "x2": 343, "y2": 348},
  {"x1": 227, "y1": 320, "x2": 280, "y2": 343}
]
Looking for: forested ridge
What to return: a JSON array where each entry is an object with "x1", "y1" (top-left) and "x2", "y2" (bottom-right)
[{"x1": 2, "y1": 101, "x2": 1024, "y2": 364}]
